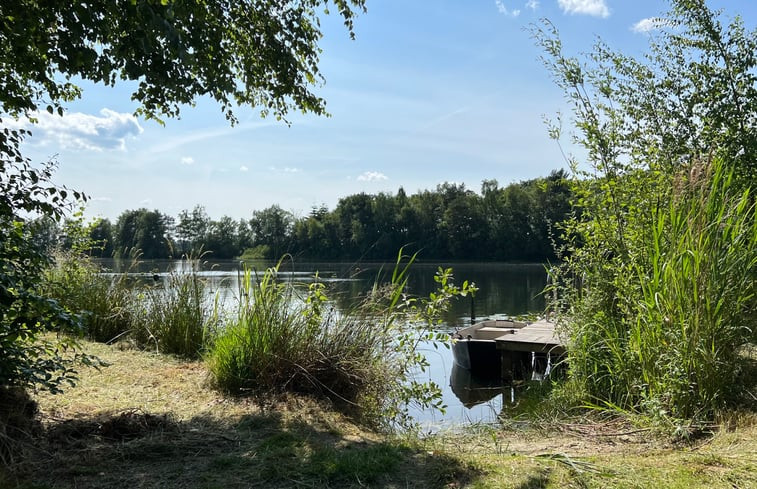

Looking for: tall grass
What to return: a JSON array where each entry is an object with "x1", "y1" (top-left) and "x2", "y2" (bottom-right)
[
  {"x1": 131, "y1": 261, "x2": 214, "y2": 359},
  {"x1": 206, "y1": 263, "x2": 397, "y2": 413},
  {"x1": 556, "y1": 159, "x2": 757, "y2": 428},
  {"x1": 42, "y1": 252, "x2": 134, "y2": 343},
  {"x1": 44, "y1": 252, "x2": 214, "y2": 359}
]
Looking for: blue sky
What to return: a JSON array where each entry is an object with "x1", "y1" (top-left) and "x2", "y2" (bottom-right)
[{"x1": 14, "y1": 0, "x2": 757, "y2": 221}]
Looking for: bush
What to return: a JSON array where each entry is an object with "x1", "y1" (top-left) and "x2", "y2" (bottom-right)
[{"x1": 43, "y1": 252, "x2": 134, "y2": 344}]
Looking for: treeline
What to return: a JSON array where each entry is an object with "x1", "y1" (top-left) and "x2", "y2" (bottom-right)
[{"x1": 37, "y1": 170, "x2": 572, "y2": 261}]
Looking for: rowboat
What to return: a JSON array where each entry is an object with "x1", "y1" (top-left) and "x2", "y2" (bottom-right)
[{"x1": 450, "y1": 319, "x2": 527, "y2": 377}]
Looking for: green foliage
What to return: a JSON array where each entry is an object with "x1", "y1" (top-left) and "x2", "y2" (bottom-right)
[
  {"x1": 131, "y1": 263, "x2": 214, "y2": 359},
  {"x1": 0, "y1": 125, "x2": 94, "y2": 394},
  {"x1": 207, "y1": 252, "x2": 476, "y2": 429},
  {"x1": 536, "y1": 0, "x2": 757, "y2": 429},
  {"x1": 0, "y1": 0, "x2": 366, "y2": 123},
  {"x1": 113, "y1": 208, "x2": 174, "y2": 259}
]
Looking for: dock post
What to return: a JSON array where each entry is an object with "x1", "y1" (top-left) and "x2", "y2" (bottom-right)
[{"x1": 500, "y1": 350, "x2": 513, "y2": 381}]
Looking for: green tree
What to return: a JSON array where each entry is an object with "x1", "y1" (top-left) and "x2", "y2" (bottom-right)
[
  {"x1": 175, "y1": 205, "x2": 210, "y2": 255},
  {"x1": 334, "y1": 193, "x2": 377, "y2": 258},
  {"x1": 1, "y1": 0, "x2": 366, "y2": 122},
  {"x1": 205, "y1": 216, "x2": 241, "y2": 259},
  {"x1": 87, "y1": 218, "x2": 114, "y2": 258},
  {"x1": 249, "y1": 205, "x2": 295, "y2": 259},
  {"x1": 114, "y1": 209, "x2": 173, "y2": 259}
]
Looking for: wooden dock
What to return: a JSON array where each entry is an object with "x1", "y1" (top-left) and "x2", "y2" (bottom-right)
[
  {"x1": 494, "y1": 319, "x2": 564, "y2": 380},
  {"x1": 494, "y1": 319, "x2": 564, "y2": 354}
]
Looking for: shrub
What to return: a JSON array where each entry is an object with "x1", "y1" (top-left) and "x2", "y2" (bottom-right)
[{"x1": 43, "y1": 252, "x2": 134, "y2": 344}]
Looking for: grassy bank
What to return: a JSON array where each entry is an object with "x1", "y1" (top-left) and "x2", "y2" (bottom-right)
[{"x1": 2, "y1": 340, "x2": 754, "y2": 488}]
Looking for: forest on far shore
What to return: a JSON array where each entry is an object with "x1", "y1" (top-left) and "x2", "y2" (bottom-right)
[{"x1": 32, "y1": 169, "x2": 572, "y2": 262}]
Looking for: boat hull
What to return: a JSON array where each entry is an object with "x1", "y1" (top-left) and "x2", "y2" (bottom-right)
[{"x1": 452, "y1": 338, "x2": 502, "y2": 378}]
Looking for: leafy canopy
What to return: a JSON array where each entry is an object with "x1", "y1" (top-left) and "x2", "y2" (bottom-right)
[{"x1": 1, "y1": 0, "x2": 366, "y2": 123}]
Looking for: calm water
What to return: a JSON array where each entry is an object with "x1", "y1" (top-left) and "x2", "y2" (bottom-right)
[{"x1": 100, "y1": 259, "x2": 548, "y2": 429}]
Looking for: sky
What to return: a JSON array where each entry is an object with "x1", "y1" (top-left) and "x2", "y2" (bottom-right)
[{"x1": 12, "y1": 0, "x2": 757, "y2": 222}]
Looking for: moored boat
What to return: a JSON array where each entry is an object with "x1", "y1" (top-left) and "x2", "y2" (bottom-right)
[{"x1": 450, "y1": 319, "x2": 527, "y2": 377}]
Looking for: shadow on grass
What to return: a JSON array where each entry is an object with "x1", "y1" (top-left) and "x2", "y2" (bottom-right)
[
  {"x1": 512, "y1": 468, "x2": 552, "y2": 489},
  {"x1": 4, "y1": 408, "x2": 482, "y2": 489}
]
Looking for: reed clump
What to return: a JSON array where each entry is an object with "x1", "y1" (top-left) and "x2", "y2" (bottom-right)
[
  {"x1": 131, "y1": 262, "x2": 214, "y2": 359},
  {"x1": 42, "y1": 252, "x2": 134, "y2": 344},
  {"x1": 206, "y1": 265, "x2": 398, "y2": 415},
  {"x1": 553, "y1": 159, "x2": 757, "y2": 431}
]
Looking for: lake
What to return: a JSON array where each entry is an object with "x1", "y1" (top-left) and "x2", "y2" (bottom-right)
[{"x1": 100, "y1": 258, "x2": 549, "y2": 429}]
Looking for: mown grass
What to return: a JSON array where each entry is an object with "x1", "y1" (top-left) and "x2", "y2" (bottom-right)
[{"x1": 1, "y1": 340, "x2": 754, "y2": 489}]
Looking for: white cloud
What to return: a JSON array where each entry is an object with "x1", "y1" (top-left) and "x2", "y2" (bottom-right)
[
  {"x1": 557, "y1": 0, "x2": 610, "y2": 18},
  {"x1": 495, "y1": 0, "x2": 521, "y2": 17},
  {"x1": 631, "y1": 17, "x2": 667, "y2": 33},
  {"x1": 269, "y1": 166, "x2": 301, "y2": 173},
  {"x1": 139, "y1": 198, "x2": 152, "y2": 206},
  {"x1": 90, "y1": 196, "x2": 112, "y2": 202},
  {"x1": 180, "y1": 156, "x2": 195, "y2": 165},
  {"x1": 357, "y1": 171, "x2": 388, "y2": 182},
  {"x1": 239, "y1": 165, "x2": 249, "y2": 172},
  {"x1": 526, "y1": 0, "x2": 539, "y2": 10},
  {"x1": 9, "y1": 108, "x2": 143, "y2": 151}
]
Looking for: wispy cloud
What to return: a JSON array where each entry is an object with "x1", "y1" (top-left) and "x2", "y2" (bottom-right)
[
  {"x1": 8, "y1": 108, "x2": 143, "y2": 151},
  {"x1": 526, "y1": 0, "x2": 539, "y2": 11},
  {"x1": 180, "y1": 156, "x2": 195, "y2": 165},
  {"x1": 139, "y1": 198, "x2": 152, "y2": 206},
  {"x1": 90, "y1": 196, "x2": 112, "y2": 202},
  {"x1": 357, "y1": 171, "x2": 388, "y2": 182},
  {"x1": 239, "y1": 165, "x2": 249, "y2": 172},
  {"x1": 269, "y1": 166, "x2": 302, "y2": 173},
  {"x1": 557, "y1": 0, "x2": 610, "y2": 18},
  {"x1": 495, "y1": 0, "x2": 521, "y2": 17},
  {"x1": 631, "y1": 17, "x2": 668, "y2": 33}
]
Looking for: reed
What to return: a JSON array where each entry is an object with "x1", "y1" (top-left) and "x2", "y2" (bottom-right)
[
  {"x1": 131, "y1": 260, "x2": 215, "y2": 359},
  {"x1": 556, "y1": 159, "x2": 757, "y2": 429},
  {"x1": 206, "y1": 262, "x2": 397, "y2": 414},
  {"x1": 42, "y1": 253, "x2": 134, "y2": 344}
]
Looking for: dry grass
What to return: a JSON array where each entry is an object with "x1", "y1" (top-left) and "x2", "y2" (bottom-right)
[{"x1": 1, "y1": 340, "x2": 754, "y2": 488}]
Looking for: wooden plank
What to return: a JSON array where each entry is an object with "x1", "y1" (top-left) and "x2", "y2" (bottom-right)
[{"x1": 495, "y1": 320, "x2": 565, "y2": 355}]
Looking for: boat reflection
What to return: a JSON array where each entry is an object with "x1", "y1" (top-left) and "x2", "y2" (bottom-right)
[{"x1": 449, "y1": 364, "x2": 509, "y2": 409}]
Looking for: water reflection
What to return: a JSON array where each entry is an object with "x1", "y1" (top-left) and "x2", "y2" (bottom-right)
[
  {"x1": 449, "y1": 365, "x2": 507, "y2": 408},
  {"x1": 95, "y1": 258, "x2": 548, "y2": 427}
]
